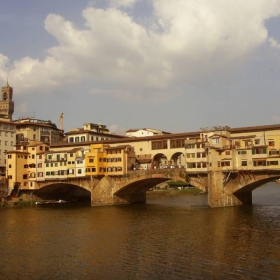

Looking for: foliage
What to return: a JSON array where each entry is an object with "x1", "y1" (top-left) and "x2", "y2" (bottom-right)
[{"x1": 167, "y1": 181, "x2": 187, "y2": 187}]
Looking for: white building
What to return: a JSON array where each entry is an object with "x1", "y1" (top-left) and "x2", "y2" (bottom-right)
[
  {"x1": 66, "y1": 123, "x2": 124, "y2": 143},
  {"x1": 126, "y1": 128, "x2": 171, "y2": 138}
]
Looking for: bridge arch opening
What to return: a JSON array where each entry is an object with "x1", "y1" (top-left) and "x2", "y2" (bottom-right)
[
  {"x1": 252, "y1": 181, "x2": 280, "y2": 204},
  {"x1": 114, "y1": 177, "x2": 176, "y2": 203},
  {"x1": 152, "y1": 153, "x2": 168, "y2": 168},
  {"x1": 233, "y1": 176, "x2": 280, "y2": 205},
  {"x1": 170, "y1": 152, "x2": 185, "y2": 168},
  {"x1": 33, "y1": 183, "x2": 91, "y2": 202}
]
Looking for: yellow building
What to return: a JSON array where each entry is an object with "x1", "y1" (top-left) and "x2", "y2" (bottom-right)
[
  {"x1": 85, "y1": 143, "x2": 136, "y2": 176},
  {"x1": 45, "y1": 148, "x2": 86, "y2": 180},
  {"x1": 6, "y1": 140, "x2": 49, "y2": 193},
  {"x1": 185, "y1": 125, "x2": 280, "y2": 173}
]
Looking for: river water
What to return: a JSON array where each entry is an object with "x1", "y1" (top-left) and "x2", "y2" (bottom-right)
[{"x1": 0, "y1": 183, "x2": 280, "y2": 280}]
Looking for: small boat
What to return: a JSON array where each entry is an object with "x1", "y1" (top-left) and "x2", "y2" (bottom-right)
[{"x1": 35, "y1": 199, "x2": 66, "y2": 205}]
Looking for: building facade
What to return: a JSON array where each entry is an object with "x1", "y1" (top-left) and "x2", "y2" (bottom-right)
[
  {"x1": 185, "y1": 125, "x2": 280, "y2": 173},
  {"x1": 65, "y1": 122, "x2": 124, "y2": 143},
  {"x1": 126, "y1": 128, "x2": 171, "y2": 137},
  {"x1": 85, "y1": 143, "x2": 136, "y2": 176},
  {"x1": 6, "y1": 140, "x2": 49, "y2": 192},
  {"x1": 14, "y1": 117, "x2": 64, "y2": 145},
  {"x1": 45, "y1": 147, "x2": 86, "y2": 180},
  {"x1": 5, "y1": 123, "x2": 280, "y2": 194}
]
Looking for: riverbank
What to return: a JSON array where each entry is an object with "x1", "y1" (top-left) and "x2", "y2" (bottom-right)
[
  {"x1": 0, "y1": 198, "x2": 35, "y2": 207},
  {"x1": 147, "y1": 187, "x2": 202, "y2": 196},
  {"x1": 1, "y1": 188, "x2": 202, "y2": 208}
]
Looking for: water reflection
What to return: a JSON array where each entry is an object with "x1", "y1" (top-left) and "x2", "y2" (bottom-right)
[{"x1": 0, "y1": 184, "x2": 279, "y2": 279}]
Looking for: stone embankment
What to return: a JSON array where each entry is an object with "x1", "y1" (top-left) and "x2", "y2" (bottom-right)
[{"x1": 1, "y1": 197, "x2": 35, "y2": 207}]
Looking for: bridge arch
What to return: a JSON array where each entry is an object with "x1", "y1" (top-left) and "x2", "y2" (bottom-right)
[
  {"x1": 208, "y1": 171, "x2": 280, "y2": 207},
  {"x1": 233, "y1": 175, "x2": 280, "y2": 196},
  {"x1": 152, "y1": 153, "x2": 168, "y2": 168},
  {"x1": 114, "y1": 177, "x2": 179, "y2": 203},
  {"x1": 33, "y1": 182, "x2": 91, "y2": 201},
  {"x1": 170, "y1": 152, "x2": 185, "y2": 167},
  {"x1": 116, "y1": 177, "x2": 172, "y2": 194}
]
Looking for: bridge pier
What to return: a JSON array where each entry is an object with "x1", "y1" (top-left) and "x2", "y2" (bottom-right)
[{"x1": 208, "y1": 171, "x2": 252, "y2": 207}]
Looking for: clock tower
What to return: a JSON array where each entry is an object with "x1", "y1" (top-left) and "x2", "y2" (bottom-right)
[{"x1": 0, "y1": 81, "x2": 14, "y2": 120}]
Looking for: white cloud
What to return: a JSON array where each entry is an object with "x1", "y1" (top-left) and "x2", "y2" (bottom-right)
[
  {"x1": 1, "y1": 0, "x2": 280, "y2": 101},
  {"x1": 269, "y1": 37, "x2": 280, "y2": 49},
  {"x1": 109, "y1": 0, "x2": 139, "y2": 8},
  {"x1": 0, "y1": 54, "x2": 10, "y2": 81}
]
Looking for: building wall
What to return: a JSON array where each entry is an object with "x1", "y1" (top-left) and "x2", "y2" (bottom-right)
[
  {"x1": 126, "y1": 129, "x2": 155, "y2": 137},
  {"x1": 85, "y1": 143, "x2": 135, "y2": 176},
  {"x1": 45, "y1": 148, "x2": 86, "y2": 180},
  {"x1": 185, "y1": 127, "x2": 280, "y2": 173},
  {"x1": 6, "y1": 141, "x2": 49, "y2": 190},
  {"x1": 67, "y1": 132, "x2": 122, "y2": 143},
  {"x1": 14, "y1": 118, "x2": 63, "y2": 145},
  {"x1": 0, "y1": 120, "x2": 16, "y2": 175}
]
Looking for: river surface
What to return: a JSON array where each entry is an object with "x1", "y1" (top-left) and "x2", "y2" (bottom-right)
[{"x1": 0, "y1": 183, "x2": 280, "y2": 280}]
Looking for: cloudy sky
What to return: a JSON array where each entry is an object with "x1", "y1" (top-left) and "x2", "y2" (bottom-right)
[{"x1": 1, "y1": 0, "x2": 280, "y2": 134}]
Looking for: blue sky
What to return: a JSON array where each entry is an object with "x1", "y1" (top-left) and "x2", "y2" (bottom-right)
[{"x1": 1, "y1": 0, "x2": 280, "y2": 134}]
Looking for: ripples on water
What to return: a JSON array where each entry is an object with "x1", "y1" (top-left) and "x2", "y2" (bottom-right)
[{"x1": 0, "y1": 183, "x2": 280, "y2": 280}]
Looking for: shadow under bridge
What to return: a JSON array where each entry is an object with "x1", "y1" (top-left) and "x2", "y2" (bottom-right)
[
  {"x1": 33, "y1": 182, "x2": 91, "y2": 202},
  {"x1": 114, "y1": 178, "x2": 172, "y2": 204},
  {"x1": 113, "y1": 169, "x2": 187, "y2": 204}
]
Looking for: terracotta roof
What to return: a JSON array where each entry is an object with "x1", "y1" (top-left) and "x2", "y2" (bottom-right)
[
  {"x1": 48, "y1": 147, "x2": 84, "y2": 154},
  {"x1": 105, "y1": 144, "x2": 132, "y2": 150},
  {"x1": 6, "y1": 151, "x2": 29, "y2": 154},
  {"x1": 230, "y1": 123, "x2": 280, "y2": 133},
  {"x1": 0, "y1": 120, "x2": 15, "y2": 125},
  {"x1": 65, "y1": 130, "x2": 123, "y2": 138},
  {"x1": 14, "y1": 122, "x2": 60, "y2": 130}
]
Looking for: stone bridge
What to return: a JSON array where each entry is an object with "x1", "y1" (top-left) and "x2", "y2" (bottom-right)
[
  {"x1": 35, "y1": 168, "x2": 187, "y2": 205},
  {"x1": 34, "y1": 168, "x2": 280, "y2": 207},
  {"x1": 208, "y1": 170, "x2": 280, "y2": 207}
]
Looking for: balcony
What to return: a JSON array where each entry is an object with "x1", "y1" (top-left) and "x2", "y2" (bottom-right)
[{"x1": 252, "y1": 154, "x2": 267, "y2": 159}]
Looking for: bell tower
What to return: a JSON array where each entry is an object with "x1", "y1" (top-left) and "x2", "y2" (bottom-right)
[{"x1": 0, "y1": 81, "x2": 14, "y2": 120}]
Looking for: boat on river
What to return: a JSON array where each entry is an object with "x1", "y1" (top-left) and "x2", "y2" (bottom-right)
[{"x1": 35, "y1": 199, "x2": 66, "y2": 205}]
